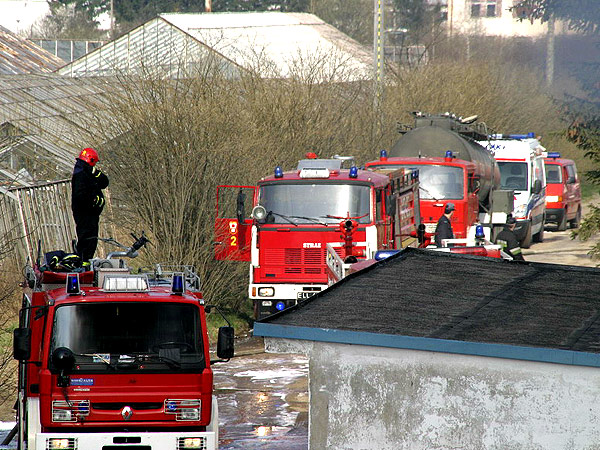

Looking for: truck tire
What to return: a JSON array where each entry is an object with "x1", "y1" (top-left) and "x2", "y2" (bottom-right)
[
  {"x1": 521, "y1": 222, "x2": 532, "y2": 248},
  {"x1": 569, "y1": 207, "x2": 581, "y2": 229},
  {"x1": 557, "y1": 210, "x2": 568, "y2": 231},
  {"x1": 533, "y1": 216, "x2": 544, "y2": 243}
]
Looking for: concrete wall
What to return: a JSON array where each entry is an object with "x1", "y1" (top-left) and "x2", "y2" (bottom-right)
[{"x1": 265, "y1": 337, "x2": 600, "y2": 450}]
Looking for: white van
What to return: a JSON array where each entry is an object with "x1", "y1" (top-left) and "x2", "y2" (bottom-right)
[{"x1": 478, "y1": 134, "x2": 546, "y2": 248}]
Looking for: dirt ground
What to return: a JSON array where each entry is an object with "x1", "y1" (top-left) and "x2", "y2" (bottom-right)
[{"x1": 522, "y1": 195, "x2": 600, "y2": 267}]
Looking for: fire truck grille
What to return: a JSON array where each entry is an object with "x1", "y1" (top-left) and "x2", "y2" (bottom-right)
[
  {"x1": 265, "y1": 248, "x2": 326, "y2": 274},
  {"x1": 92, "y1": 402, "x2": 163, "y2": 410}
]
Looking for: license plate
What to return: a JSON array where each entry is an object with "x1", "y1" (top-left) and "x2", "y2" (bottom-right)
[{"x1": 297, "y1": 292, "x2": 316, "y2": 299}]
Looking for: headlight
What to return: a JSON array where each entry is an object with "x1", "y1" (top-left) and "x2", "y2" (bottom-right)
[
  {"x1": 47, "y1": 438, "x2": 76, "y2": 449},
  {"x1": 513, "y1": 204, "x2": 527, "y2": 219},
  {"x1": 258, "y1": 287, "x2": 274, "y2": 297},
  {"x1": 546, "y1": 195, "x2": 561, "y2": 203},
  {"x1": 177, "y1": 437, "x2": 207, "y2": 449},
  {"x1": 52, "y1": 400, "x2": 89, "y2": 422},
  {"x1": 164, "y1": 399, "x2": 201, "y2": 421}
]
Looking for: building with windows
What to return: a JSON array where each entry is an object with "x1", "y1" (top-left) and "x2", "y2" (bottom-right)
[{"x1": 444, "y1": 0, "x2": 562, "y2": 37}]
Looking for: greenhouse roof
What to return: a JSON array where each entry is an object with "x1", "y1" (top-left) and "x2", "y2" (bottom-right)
[
  {"x1": 0, "y1": 25, "x2": 64, "y2": 74},
  {"x1": 0, "y1": 74, "x2": 122, "y2": 185},
  {"x1": 58, "y1": 12, "x2": 372, "y2": 82}
]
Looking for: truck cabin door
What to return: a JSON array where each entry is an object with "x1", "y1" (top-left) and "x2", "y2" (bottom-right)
[{"x1": 214, "y1": 185, "x2": 256, "y2": 261}]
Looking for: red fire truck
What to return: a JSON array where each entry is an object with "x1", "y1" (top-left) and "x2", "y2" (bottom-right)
[
  {"x1": 11, "y1": 235, "x2": 234, "y2": 450},
  {"x1": 365, "y1": 112, "x2": 512, "y2": 242},
  {"x1": 215, "y1": 155, "x2": 420, "y2": 319}
]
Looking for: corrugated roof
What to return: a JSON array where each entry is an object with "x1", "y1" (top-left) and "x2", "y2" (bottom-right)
[
  {"x1": 256, "y1": 248, "x2": 600, "y2": 358},
  {"x1": 58, "y1": 12, "x2": 372, "y2": 82},
  {"x1": 58, "y1": 17, "x2": 242, "y2": 79},
  {"x1": 0, "y1": 27, "x2": 64, "y2": 74},
  {"x1": 0, "y1": 74, "x2": 123, "y2": 183}
]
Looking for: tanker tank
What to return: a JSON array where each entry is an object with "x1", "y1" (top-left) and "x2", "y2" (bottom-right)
[{"x1": 390, "y1": 113, "x2": 500, "y2": 209}]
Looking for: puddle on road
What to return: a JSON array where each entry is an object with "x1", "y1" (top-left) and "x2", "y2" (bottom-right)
[{"x1": 214, "y1": 336, "x2": 309, "y2": 449}]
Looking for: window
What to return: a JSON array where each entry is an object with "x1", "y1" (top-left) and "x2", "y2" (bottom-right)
[{"x1": 471, "y1": 0, "x2": 501, "y2": 18}]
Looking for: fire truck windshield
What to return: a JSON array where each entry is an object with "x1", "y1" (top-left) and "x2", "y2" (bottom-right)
[
  {"x1": 498, "y1": 162, "x2": 529, "y2": 191},
  {"x1": 258, "y1": 183, "x2": 371, "y2": 224},
  {"x1": 50, "y1": 302, "x2": 204, "y2": 372},
  {"x1": 373, "y1": 165, "x2": 464, "y2": 200}
]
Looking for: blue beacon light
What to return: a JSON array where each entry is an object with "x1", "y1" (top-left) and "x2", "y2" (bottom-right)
[
  {"x1": 475, "y1": 224, "x2": 485, "y2": 239},
  {"x1": 275, "y1": 301, "x2": 286, "y2": 311},
  {"x1": 274, "y1": 166, "x2": 283, "y2": 178},
  {"x1": 66, "y1": 273, "x2": 80, "y2": 295},
  {"x1": 171, "y1": 273, "x2": 185, "y2": 295},
  {"x1": 349, "y1": 166, "x2": 358, "y2": 178},
  {"x1": 380, "y1": 149, "x2": 388, "y2": 160}
]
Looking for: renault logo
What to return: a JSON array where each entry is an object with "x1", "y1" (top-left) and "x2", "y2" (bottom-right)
[{"x1": 121, "y1": 406, "x2": 133, "y2": 421}]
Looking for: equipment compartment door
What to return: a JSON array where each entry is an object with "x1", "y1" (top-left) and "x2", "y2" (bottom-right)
[{"x1": 215, "y1": 185, "x2": 255, "y2": 261}]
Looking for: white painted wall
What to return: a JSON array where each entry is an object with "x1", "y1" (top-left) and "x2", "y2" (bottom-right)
[{"x1": 265, "y1": 337, "x2": 600, "y2": 450}]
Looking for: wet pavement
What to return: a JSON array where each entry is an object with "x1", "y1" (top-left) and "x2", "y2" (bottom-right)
[
  {"x1": 214, "y1": 335, "x2": 309, "y2": 449},
  {"x1": 0, "y1": 335, "x2": 308, "y2": 450}
]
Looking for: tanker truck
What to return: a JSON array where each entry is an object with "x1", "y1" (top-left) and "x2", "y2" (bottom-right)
[{"x1": 365, "y1": 112, "x2": 513, "y2": 242}]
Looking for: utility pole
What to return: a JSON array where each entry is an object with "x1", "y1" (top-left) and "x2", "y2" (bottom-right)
[
  {"x1": 546, "y1": 14, "x2": 555, "y2": 87},
  {"x1": 110, "y1": 0, "x2": 115, "y2": 39},
  {"x1": 373, "y1": 0, "x2": 385, "y2": 114}
]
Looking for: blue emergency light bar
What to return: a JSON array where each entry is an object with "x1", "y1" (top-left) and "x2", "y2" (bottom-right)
[
  {"x1": 66, "y1": 273, "x2": 80, "y2": 295},
  {"x1": 349, "y1": 166, "x2": 358, "y2": 178},
  {"x1": 508, "y1": 132, "x2": 536, "y2": 139},
  {"x1": 547, "y1": 152, "x2": 561, "y2": 159},
  {"x1": 274, "y1": 166, "x2": 283, "y2": 178},
  {"x1": 171, "y1": 273, "x2": 185, "y2": 295}
]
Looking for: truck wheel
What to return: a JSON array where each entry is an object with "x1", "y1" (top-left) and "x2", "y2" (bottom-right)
[
  {"x1": 557, "y1": 211, "x2": 568, "y2": 231},
  {"x1": 533, "y1": 221, "x2": 544, "y2": 243},
  {"x1": 569, "y1": 207, "x2": 581, "y2": 229},
  {"x1": 521, "y1": 223, "x2": 532, "y2": 248}
]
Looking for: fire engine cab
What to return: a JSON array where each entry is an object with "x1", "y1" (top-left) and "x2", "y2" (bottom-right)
[
  {"x1": 215, "y1": 155, "x2": 420, "y2": 319},
  {"x1": 12, "y1": 236, "x2": 234, "y2": 450}
]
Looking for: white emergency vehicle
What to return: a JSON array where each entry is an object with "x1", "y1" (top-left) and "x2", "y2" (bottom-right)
[{"x1": 479, "y1": 133, "x2": 546, "y2": 248}]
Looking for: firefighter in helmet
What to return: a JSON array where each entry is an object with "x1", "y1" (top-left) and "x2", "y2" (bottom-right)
[
  {"x1": 435, "y1": 202, "x2": 455, "y2": 247},
  {"x1": 71, "y1": 147, "x2": 109, "y2": 263},
  {"x1": 494, "y1": 215, "x2": 525, "y2": 261}
]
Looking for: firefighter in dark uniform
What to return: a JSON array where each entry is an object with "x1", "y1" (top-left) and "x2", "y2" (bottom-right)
[
  {"x1": 494, "y1": 215, "x2": 525, "y2": 261},
  {"x1": 71, "y1": 147, "x2": 109, "y2": 263},
  {"x1": 435, "y1": 202, "x2": 455, "y2": 247}
]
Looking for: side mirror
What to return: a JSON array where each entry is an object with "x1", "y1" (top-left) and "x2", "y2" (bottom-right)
[
  {"x1": 52, "y1": 347, "x2": 75, "y2": 387},
  {"x1": 385, "y1": 195, "x2": 397, "y2": 217},
  {"x1": 216, "y1": 326, "x2": 234, "y2": 360},
  {"x1": 13, "y1": 328, "x2": 31, "y2": 361},
  {"x1": 533, "y1": 179, "x2": 542, "y2": 195}
]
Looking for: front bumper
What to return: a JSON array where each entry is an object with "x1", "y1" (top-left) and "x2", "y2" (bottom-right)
[
  {"x1": 512, "y1": 219, "x2": 530, "y2": 241},
  {"x1": 545, "y1": 208, "x2": 565, "y2": 224},
  {"x1": 36, "y1": 430, "x2": 216, "y2": 450}
]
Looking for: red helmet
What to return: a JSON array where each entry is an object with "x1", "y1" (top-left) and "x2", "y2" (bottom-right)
[{"x1": 79, "y1": 148, "x2": 99, "y2": 166}]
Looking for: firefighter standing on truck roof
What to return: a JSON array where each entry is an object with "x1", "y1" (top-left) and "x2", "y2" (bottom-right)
[
  {"x1": 494, "y1": 215, "x2": 525, "y2": 261},
  {"x1": 435, "y1": 202, "x2": 455, "y2": 247},
  {"x1": 71, "y1": 147, "x2": 109, "y2": 264}
]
